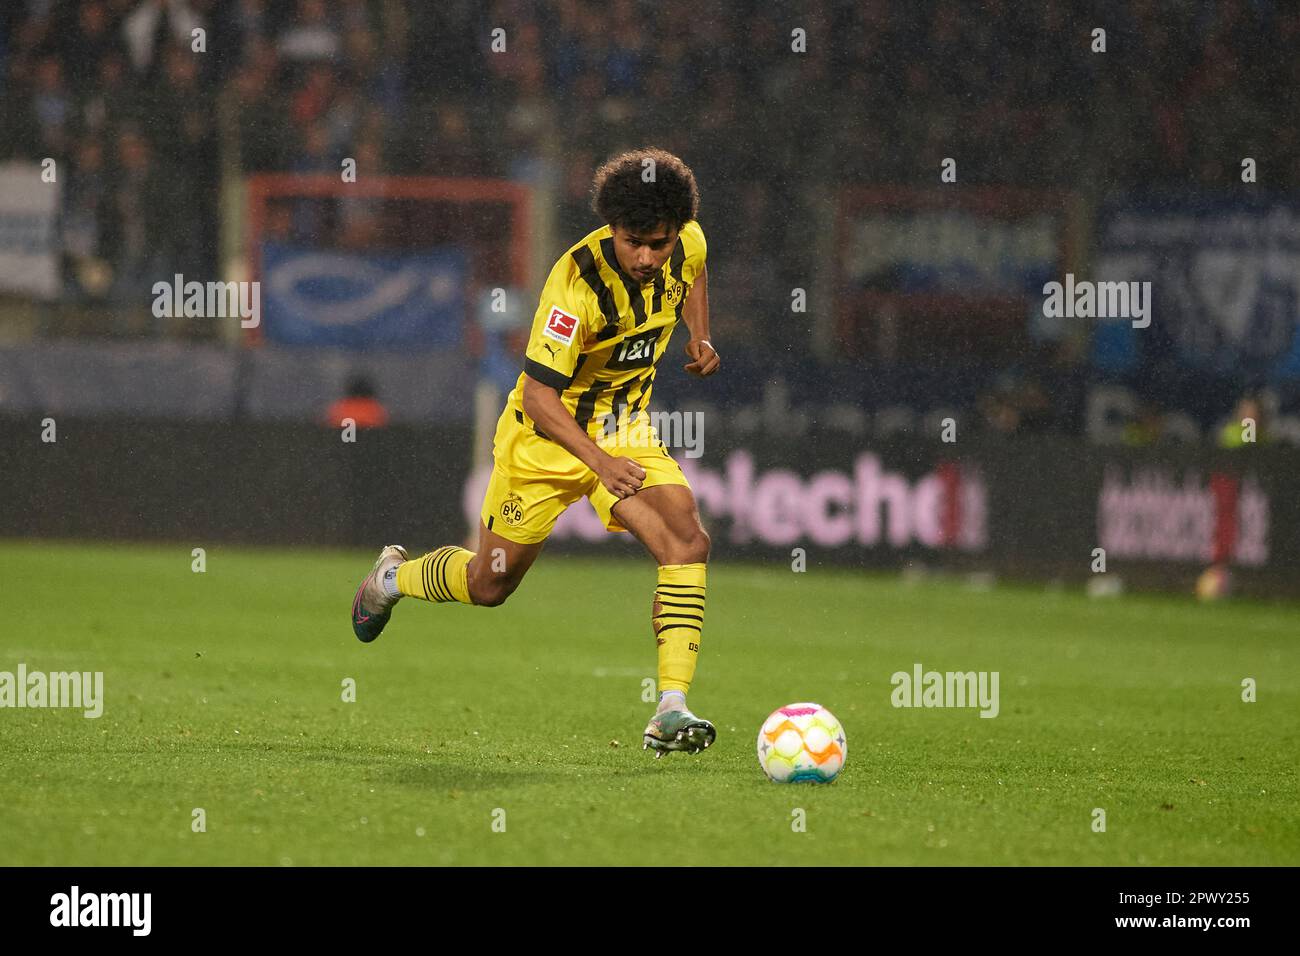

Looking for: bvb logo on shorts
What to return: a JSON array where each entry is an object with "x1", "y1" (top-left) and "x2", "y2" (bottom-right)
[
  {"x1": 664, "y1": 279, "x2": 684, "y2": 307},
  {"x1": 500, "y1": 491, "x2": 524, "y2": 527}
]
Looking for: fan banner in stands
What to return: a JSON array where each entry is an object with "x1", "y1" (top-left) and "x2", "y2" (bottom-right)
[
  {"x1": 0, "y1": 162, "x2": 60, "y2": 300},
  {"x1": 260, "y1": 241, "x2": 466, "y2": 349},
  {"x1": 834, "y1": 187, "x2": 1075, "y2": 360},
  {"x1": 1092, "y1": 198, "x2": 1300, "y2": 379}
]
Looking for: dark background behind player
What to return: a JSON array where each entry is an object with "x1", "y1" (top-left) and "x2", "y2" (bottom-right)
[{"x1": 0, "y1": 0, "x2": 1296, "y2": 595}]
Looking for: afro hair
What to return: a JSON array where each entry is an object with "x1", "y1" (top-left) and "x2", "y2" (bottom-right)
[{"x1": 591, "y1": 147, "x2": 700, "y2": 234}]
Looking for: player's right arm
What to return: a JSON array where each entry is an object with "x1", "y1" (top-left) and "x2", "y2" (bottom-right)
[
  {"x1": 518, "y1": 263, "x2": 645, "y2": 499},
  {"x1": 522, "y1": 376, "x2": 645, "y2": 498}
]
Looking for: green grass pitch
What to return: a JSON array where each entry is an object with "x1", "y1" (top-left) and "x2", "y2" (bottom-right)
[{"x1": 1, "y1": 540, "x2": 1296, "y2": 866}]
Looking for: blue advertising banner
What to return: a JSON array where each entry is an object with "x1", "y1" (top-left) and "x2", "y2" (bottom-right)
[
  {"x1": 1093, "y1": 199, "x2": 1300, "y2": 380},
  {"x1": 261, "y1": 242, "x2": 466, "y2": 349}
]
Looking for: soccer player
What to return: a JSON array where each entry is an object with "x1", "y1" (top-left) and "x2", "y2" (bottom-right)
[{"x1": 350, "y1": 148, "x2": 721, "y2": 758}]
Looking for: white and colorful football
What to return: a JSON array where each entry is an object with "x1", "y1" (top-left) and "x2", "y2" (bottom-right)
[{"x1": 756, "y1": 703, "x2": 846, "y2": 783}]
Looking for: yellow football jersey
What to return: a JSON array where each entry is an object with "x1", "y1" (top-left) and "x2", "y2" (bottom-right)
[{"x1": 503, "y1": 220, "x2": 707, "y2": 439}]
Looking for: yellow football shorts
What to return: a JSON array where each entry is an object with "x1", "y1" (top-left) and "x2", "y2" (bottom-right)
[{"x1": 480, "y1": 409, "x2": 691, "y2": 544}]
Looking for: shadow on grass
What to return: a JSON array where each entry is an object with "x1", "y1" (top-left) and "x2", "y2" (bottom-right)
[{"x1": 229, "y1": 739, "x2": 564, "y2": 791}]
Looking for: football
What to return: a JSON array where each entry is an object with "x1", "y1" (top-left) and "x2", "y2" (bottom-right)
[{"x1": 756, "y1": 703, "x2": 847, "y2": 783}]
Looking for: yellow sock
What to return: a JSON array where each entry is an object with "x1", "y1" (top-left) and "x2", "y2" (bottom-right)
[
  {"x1": 395, "y1": 546, "x2": 474, "y2": 604},
  {"x1": 653, "y1": 563, "x2": 706, "y2": 695}
]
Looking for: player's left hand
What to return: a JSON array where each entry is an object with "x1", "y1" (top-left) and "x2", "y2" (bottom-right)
[{"x1": 684, "y1": 339, "x2": 720, "y2": 377}]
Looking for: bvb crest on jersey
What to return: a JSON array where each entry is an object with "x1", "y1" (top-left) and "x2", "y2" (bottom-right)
[{"x1": 664, "y1": 279, "x2": 685, "y2": 307}]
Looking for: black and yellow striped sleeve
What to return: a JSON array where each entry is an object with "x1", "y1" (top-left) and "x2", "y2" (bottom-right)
[{"x1": 522, "y1": 257, "x2": 598, "y2": 390}]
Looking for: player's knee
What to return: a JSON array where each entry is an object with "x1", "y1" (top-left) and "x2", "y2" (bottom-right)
[
  {"x1": 467, "y1": 571, "x2": 521, "y2": 607},
  {"x1": 669, "y1": 526, "x2": 710, "y2": 565},
  {"x1": 690, "y1": 526, "x2": 711, "y2": 563},
  {"x1": 469, "y1": 579, "x2": 507, "y2": 607},
  {"x1": 475, "y1": 587, "x2": 510, "y2": 608}
]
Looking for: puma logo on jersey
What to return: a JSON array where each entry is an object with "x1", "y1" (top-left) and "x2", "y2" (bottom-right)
[
  {"x1": 543, "y1": 305, "x2": 579, "y2": 346},
  {"x1": 541, "y1": 342, "x2": 559, "y2": 361}
]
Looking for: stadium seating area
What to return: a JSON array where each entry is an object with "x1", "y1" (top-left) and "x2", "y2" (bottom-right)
[{"x1": 1, "y1": 0, "x2": 1295, "y2": 436}]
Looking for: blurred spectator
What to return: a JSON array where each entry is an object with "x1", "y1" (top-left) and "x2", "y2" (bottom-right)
[
  {"x1": 420, "y1": 104, "x2": 487, "y2": 177},
  {"x1": 338, "y1": 138, "x2": 386, "y2": 248},
  {"x1": 324, "y1": 376, "x2": 390, "y2": 429},
  {"x1": 232, "y1": 38, "x2": 287, "y2": 171},
  {"x1": 62, "y1": 1, "x2": 121, "y2": 95},
  {"x1": 289, "y1": 121, "x2": 335, "y2": 241},
  {"x1": 29, "y1": 56, "x2": 74, "y2": 159},
  {"x1": 979, "y1": 371, "x2": 1053, "y2": 436},
  {"x1": 122, "y1": 0, "x2": 203, "y2": 80},
  {"x1": 145, "y1": 45, "x2": 218, "y2": 277},
  {"x1": 80, "y1": 52, "x2": 133, "y2": 137},
  {"x1": 1219, "y1": 394, "x2": 1266, "y2": 448},
  {"x1": 277, "y1": 0, "x2": 339, "y2": 63},
  {"x1": 109, "y1": 126, "x2": 175, "y2": 327},
  {"x1": 63, "y1": 135, "x2": 112, "y2": 298},
  {"x1": 1122, "y1": 400, "x2": 1170, "y2": 447}
]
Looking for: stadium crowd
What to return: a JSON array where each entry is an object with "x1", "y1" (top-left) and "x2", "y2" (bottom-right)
[{"x1": 1, "y1": 0, "x2": 1293, "y2": 436}]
